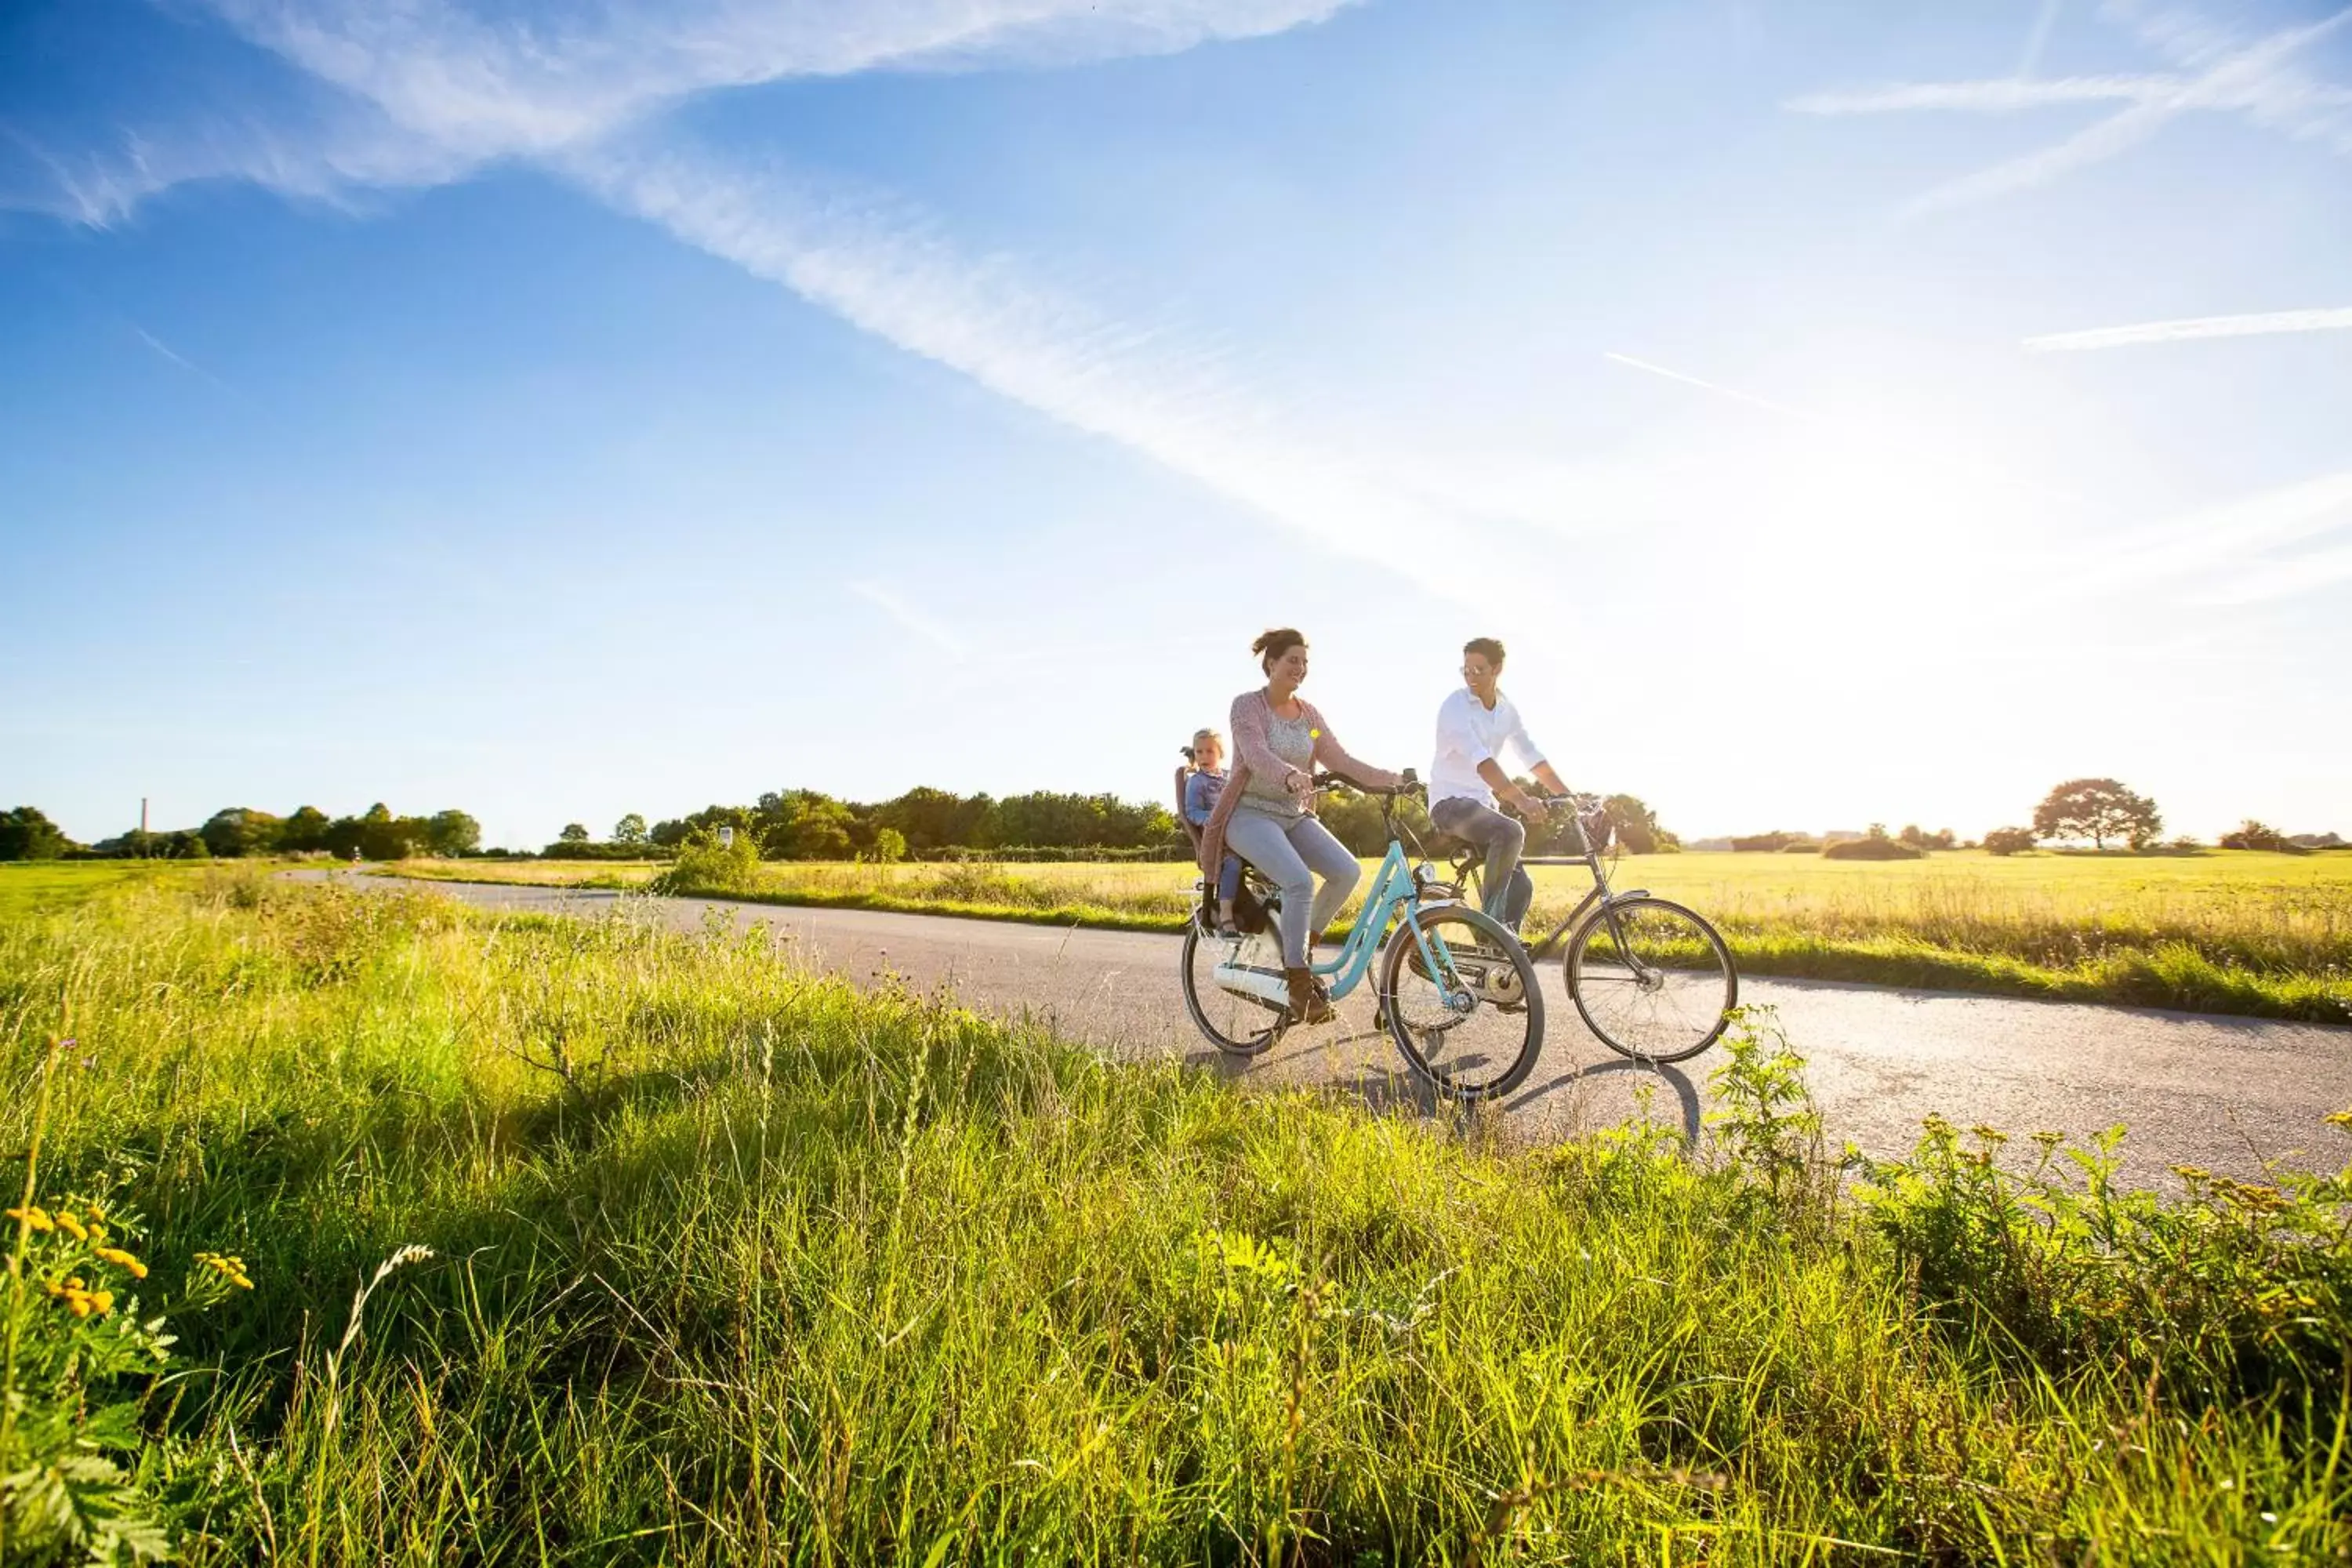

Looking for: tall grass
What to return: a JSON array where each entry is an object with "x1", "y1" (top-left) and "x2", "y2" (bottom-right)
[
  {"x1": 2, "y1": 873, "x2": 2348, "y2": 1561},
  {"x1": 382, "y1": 851, "x2": 2352, "y2": 1022}
]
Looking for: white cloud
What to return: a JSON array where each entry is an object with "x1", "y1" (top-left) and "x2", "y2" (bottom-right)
[
  {"x1": 567, "y1": 139, "x2": 1525, "y2": 604},
  {"x1": 2024, "y1": 306, "x2": 2352, "y2": 350},
  {"x1": 1787, "y1": 3, "x2": 2352, "y2": 213},
  {"x1": 2079, "y1": 469, "x2": 2352, "y2": 601},
  {"x1": 27, "y1": 0, "x2": 1356, "y2": 223},
  {"x1": 2196, "y1": 541, "x2": 2352, "y2": 604},
  {"x1": 2017, "y1": 0, "x2": 2067, "y2": 80},
  {"x1": 849, "y1": 580, "x2": 970, "y2": 658},
  {"x1": 1787, "y1": 75, "x2": 2184, "y2": 114},
  {"x1": 127, "y1": 324, "x2": 240, "y2": 397},
  {"x1": 1601, "y1": 350, "x2": 1816, "y2": 422}
]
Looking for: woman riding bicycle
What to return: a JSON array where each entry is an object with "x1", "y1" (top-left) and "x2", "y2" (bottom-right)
[{"x1": 1195, "y1": 627, "x2": 1406, "y2": 1025}]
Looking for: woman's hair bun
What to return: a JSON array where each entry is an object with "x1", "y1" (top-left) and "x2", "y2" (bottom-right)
[{"x1": 1250, "y1": 627, "x2": 1306, "y2": 671}]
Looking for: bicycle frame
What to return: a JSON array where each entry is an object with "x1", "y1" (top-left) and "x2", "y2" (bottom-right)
[
  {"x1": 1446, "y1": 805, "x2": 1648, "y2": 962},
  {"x1": 1225, "y1": 803, "x2": 1480, "y2": 1005},
  {"x1": 1292, "y1": 835, "x2": 1465, "y2": 1000}
]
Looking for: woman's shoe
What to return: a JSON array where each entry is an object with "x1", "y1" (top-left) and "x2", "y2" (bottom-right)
[{"x1": 1283, "y1": 966, "x2": 1336, "y2": 1025}]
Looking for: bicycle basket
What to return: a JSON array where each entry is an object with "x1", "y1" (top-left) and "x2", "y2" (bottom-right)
[{"x1": 1569, "y1": 809, "x2": 1612, "y2": 855}]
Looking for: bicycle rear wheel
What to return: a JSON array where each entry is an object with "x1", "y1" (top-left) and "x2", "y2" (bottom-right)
[
  {"x1": 1378, "y1": 905, "x2": 1544, "y2": 1101},
  {"x1": 1564, "y1": 897, "x2": 1737, "y2": 1063},
  {"x1": 1180, "y1": 924, "x2": 1283, "y2": 1056}
]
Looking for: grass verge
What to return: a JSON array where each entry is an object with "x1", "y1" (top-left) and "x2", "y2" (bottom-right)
[{"x1": 2, "y1": 872, "x2": 2349, "y2": 1561}]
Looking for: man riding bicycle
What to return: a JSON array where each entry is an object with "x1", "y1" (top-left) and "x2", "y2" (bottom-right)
[{"x1": 1429, "y1": 637, "x2": 1567, "y2": 935}]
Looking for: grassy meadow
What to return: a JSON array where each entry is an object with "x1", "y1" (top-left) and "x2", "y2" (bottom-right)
[
  {"x1": 4, "y1": 868, "x2": 2350, "y2": 1563},
  {"x1": 384, "y1": 848, "x2": 2352, "y2": 1023}
]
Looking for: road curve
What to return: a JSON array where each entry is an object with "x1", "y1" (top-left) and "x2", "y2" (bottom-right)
[{"x1": 305, "y1": 872, "x2": 2351, "y2": 1189}]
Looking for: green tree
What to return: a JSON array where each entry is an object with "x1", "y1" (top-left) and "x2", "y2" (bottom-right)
[
  {"x1": 612, "y1": 813, "x2": 648, "y2": 846},
  {"x1": 2219, "y1": 820, "x2": 2292, "y2": 851},
  {"x1": 880, "y1": 786, "x2": 996, "y2": 854},
  {"x1": 761, "y1": 791, "x2": 856, "y2": 859},
  {"x1": 354, "y1": 804, "x2": 420, "y2": 861},
  {"x1": 558, "y1": 823, "x2": 591, "y2": 844},
  {"x1": 864, "y1": 826, "x2": 909, "y2": 864},
  {"x1": 199, "y1": 808, "x2": 285, "y2": 858},
  {"x1": 0, "y1": 806, "x2": 74, "y2": 861},
  {"x1": 279, "y1": 805, "x2": 332, "y2": 852},
  {"x1": 1603, "y1": 794, "x2": 1663, "y2": 855},
  {"x1": 2033, "y1": 779, "x2": 2161, "y2": 851},
  {"x1": 426, "y1": 810, "x2": 482, "y2": 857}
]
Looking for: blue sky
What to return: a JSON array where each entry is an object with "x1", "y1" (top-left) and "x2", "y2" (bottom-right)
[{"x1": 3, "y1": 0, "x2": 2348, "y2": 851}]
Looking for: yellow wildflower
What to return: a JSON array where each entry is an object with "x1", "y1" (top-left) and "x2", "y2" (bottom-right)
[
  {"x1": 93, "y1": 1246, "x2": 147, "y2": 1279},
  {"x1": 231, "y1": 1272, "x2": 254, "y2": 1290},
  {"x1": 84, "y1": 1201, "x2": 108, "y2": 1225},
  {"x1": 67, "y1": 1294, "x2": 94, "y2": 1318},
  {"x1": 88, "y1": 1290, "x2": 114, "y2": 1315},
  {"x1": 6, "y1": 1206, "x2": 54, "y2": 1232},
  {"x1": 55, "y1": 1210, "x2": 88, "y2": 1242}
]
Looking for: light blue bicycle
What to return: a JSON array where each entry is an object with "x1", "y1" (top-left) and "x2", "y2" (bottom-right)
[{"x1": 1179, "y1": 773, "x2": 1548, "y2": 1101}]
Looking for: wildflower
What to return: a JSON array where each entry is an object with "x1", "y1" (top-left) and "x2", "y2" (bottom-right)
[
  {"x1": 88, "y1": 1290, "x2": 114, "y2": 1315},
  {"x1": 2328, "y1": 1109, "x2": 2352, "y2": 1131},
  {"x1": 55, "y1": 1210, "x2": 88, "y2": 1242},
  {"x1": 93, "y1": 1246, "x2": 148, "y2": 1279},
  {"x1": 5, "y1": 1205, "x2": 54, "y2": 1232}
]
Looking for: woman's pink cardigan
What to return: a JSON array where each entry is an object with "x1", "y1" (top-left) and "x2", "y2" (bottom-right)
[{"x1": 1196, "y1": 689, "x2": 1402, "y2": 880}]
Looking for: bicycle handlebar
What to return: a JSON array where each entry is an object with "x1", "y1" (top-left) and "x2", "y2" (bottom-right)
[{"x1": 1309, "y1": 768, "x2": 1421, "y2": 799}]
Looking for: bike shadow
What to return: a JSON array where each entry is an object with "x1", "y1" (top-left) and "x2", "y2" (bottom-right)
[{"x1": 1504, "y1": 1056, "x2": 1704, "y2": 1145}]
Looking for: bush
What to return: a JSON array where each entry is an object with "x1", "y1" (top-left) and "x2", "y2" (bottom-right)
[
  {"x1": 2220, "y1": 820, "x2": 2307, "y2": 853},
  {"x1": 648, "y1": 828, "x2": 763, "y2": 895},
  {"x1": 1823, "y1": 836, "x2": 1926, "y2": 861},
  {"x1": 1733, "y1": 832, "x2": 1802, "y2": 852},
  {"x1": 1853, "y1": 1114, "x2": 2352, "y2": 1403},
  {"x1": 541, "y1": 841, "x2": 676, "y2": 861},
  {"x1": 1982, "y1": 826, "x2": 2037, "y2": 856},
  {"x1": 1777, "y1": 840, "x2": 1820, "y2": 854}
]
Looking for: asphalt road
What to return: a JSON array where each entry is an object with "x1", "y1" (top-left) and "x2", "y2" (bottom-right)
[{"x1": 310, "y1": 872, "x2": 2352, "y2": 1189}]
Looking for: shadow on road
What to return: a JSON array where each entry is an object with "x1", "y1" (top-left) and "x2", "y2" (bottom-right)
[{"x1": 1505, "y1": 1056, "x2": 1704, "y2": 1145}]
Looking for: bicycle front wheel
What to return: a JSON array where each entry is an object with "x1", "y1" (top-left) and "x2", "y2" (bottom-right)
[
  {"x1": 1180, "y1": 924, "x2": 1283, "y2": 1056},
  {"x1": 1565, "y1": 897, "x2": 1737, "y2": 1063},
  {"x1": 1379, "y1": 905, "x2": 1544, "y2": 1101}
]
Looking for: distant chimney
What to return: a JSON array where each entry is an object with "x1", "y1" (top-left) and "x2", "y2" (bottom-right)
[{"x1": 141, "y1": 797, "x2": 150, "y2": 834}]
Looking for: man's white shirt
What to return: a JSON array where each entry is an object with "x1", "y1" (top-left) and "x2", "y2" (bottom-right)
[{"x1": 1431, "y1": 688, "x2": 1547, "y2": 810}]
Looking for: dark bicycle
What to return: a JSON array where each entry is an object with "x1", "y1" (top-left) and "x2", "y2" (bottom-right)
[{"x1": 1439, "y1": 794, "x2": 1737, "y2": 1064}]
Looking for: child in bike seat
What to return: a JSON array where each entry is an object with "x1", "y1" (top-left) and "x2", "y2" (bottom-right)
[{"x1": 1183, "y1": 728, "x2": 1245, "y2": 935}]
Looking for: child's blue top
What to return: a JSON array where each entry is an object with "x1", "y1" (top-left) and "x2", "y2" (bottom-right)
[{"x1": 1182, "y1": 768, "x2": 1227, "y2": 826}]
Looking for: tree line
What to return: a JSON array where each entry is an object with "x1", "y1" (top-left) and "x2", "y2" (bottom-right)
[
  {"x1": 613, "y1": 788, "x2": 1189, "y2": 862},
  {"x1": 3, "y1": 779, "x2": 1679, "y2": 864},
  {"x1": 0, "y1": 804, "x2": 481, "y2": 862}
]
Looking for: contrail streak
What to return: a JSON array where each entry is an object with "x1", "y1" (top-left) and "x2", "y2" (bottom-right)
[
  {"x1": 2024, "y1": 307, "x2": 2352, "y2": 352},
  {"x1": 1601, "y1": 351, "x2": 1813, "y2": 420}
]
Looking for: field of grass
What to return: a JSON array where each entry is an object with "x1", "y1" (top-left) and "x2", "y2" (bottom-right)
[
  {"x1": 0, "y1": 860, "x2": 215, "y2": 918},
  {"x1": 386, "y1": 848, "x2": 2352, "y2": 1022},
  {"x1": 4, "y1": 870, "x2": 2348, "y2": 1561}
]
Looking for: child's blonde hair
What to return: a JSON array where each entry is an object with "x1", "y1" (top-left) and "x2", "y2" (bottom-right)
[{"x1": 1192, "y1": 728, "x2": 1224, "y2": 751}]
